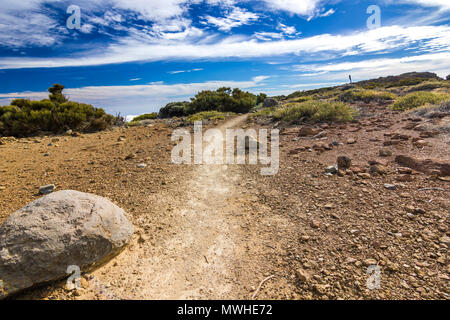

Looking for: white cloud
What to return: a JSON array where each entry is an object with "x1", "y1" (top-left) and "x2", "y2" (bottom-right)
[
  {"x1": 168, "y1": 68, "x2": 204, "y2": 74},
  {"x1": 292, "y1": 52, "x2": 450, "y2": 79},
  {"x1": 262, "y1": 0, "x2": 323, "y2": 16},
  {"x1": 1, "y1": 25, "x2": 449, "y2": 69},
  {"x1": 397, "y1": 0, "x2": 450, "y2": 10},
  {"x1": 204, "y1": 7, "x2": 259, "y2": 31},
  {"x1": 254, "y1": 32, "x2": 284, "y2": 41},
  {"x1": 111, "y1": 0, "x2": 189, "y2": 21}
]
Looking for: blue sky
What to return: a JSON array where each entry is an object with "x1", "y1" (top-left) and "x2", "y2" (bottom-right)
[{"x1": 0, "y1": 0, "x2": 449, "y2": 117}]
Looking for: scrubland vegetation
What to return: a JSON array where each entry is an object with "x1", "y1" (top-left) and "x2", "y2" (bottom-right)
[
  {"x1": 339, "y1": 89, "x2": 396, "y2": 103},
  {"x1": 255, "y1": 100, "x2": 358, "y2": 124},
  {"x1": 391, "y1": 91, "x2": 448, "y2": 111},
  {"x1": 0, "y1": 84, "x2": 116, "y2": 137},
  {"x1": 187, "y1": 111, "x2": 234, "y2": 123}
]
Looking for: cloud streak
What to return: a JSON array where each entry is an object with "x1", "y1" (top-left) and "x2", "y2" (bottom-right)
[{"x1": 1, "y1": 25, "x2": 449, "y2": 69}]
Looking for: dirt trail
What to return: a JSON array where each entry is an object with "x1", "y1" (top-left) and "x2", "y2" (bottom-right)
[{"x1": 75, "y1": 115, "x2": 259, "y2": 299}]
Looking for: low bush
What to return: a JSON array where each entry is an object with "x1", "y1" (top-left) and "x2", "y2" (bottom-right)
[
  {"x1": 407, "y1": 80, "x2": 450, "y2": 92},
  {"x1": 339, "y1": 89, "x2": 396, "y2": 103},
  {"x1": 159, "y1": 102, "x2": 189, "y2": 118},
  {"x1": 385, "y1": 77, "x2": 429, "y2": 88},
  {"x1": 409, "y1": 100, "x2": 450, "y2": 118},
  {"x1": 272, "y1": 100, "x2": 358, "y2": 124},
  {"x1": 391, "y1": 91, "x2": 448, "y2": 110},
  {"x1": 187, "y1": 87, "x2": 257, "y2": 114},
  {"x1": 253, "y1": 106, "x2": 278, "y2": 117},
  {"x1": 132, "y1": 113, "x2": 158, "y2": 121},
  {"x1": 187, "y1": 111, "x2": 234, "y2": 123},
  {"x1": 0, "y1": 84, "x2": 116, "y2": 137}
]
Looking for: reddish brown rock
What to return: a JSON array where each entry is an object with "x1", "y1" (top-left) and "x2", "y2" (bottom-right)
[
  {"x1": 395, "y1": 155, "x2": 450, "y2": 177},
  {"x1": 370, "y1": 164, "x2": 388, "y2": 175},
  {"x1": 298, "y1": 126, "x2": 322, "y2": 137}
]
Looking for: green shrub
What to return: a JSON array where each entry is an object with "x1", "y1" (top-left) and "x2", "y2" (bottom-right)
[
  {"x1": 254, "y1": 106, "x2": 278, "y2": 117},
  {"x1": 339, "y1": 89, "x2": 396, "y2": 103},
  {"x1": 272, "y1": 100, "x2": 358, "y2": 123},
  {"x1": 133, "y1": 112, "x2": 158, "y2": 121},
  {"x1": 286, "y1": 86, "x2": 337, "y2": 100},
  {"x1": 187, "y1": 111, "x2": 234, "y2": 123},
  {"x1": 385, "y1": 77, "x2": 429, "y2": 88},
  {"x1": 391, "y1": 91, "x2": 448, "y2": 110},
  {"x1": 256, "y1": 93, "x2": 267, "y2": 105},
  {"x1": 291, "y1": 96, "x2": 314, "y2": 103},
  {"x1": 159, "y1": 102, "x2": 189, "y2": 118},
  {"x1": 187, "y1": 87, "x2": 257, "y2": 114},
  {"x1": 0, "y1": 85, "x2": 116, "y2": 137},
  {"x1": 407, "y1": 80, "x2": 450, "y2": 92}
]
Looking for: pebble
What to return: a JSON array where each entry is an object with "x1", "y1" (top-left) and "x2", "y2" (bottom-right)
[
  {"x1": 364, "y1": 259, "x2": 377, "y2": 266},
  {"x1": 137, "y1": 163, "x2": 147, "y2": 168},
  {"x1": 384, "y1": 184, "x2": 397, "y2": 190},
  {"x1": 296, "y1": 268, "x2": 311, "y2": 282},
  {"x1": 337, "y1": 156, "x2": 352, "y2": 170},
  {"x1": 379, "y1": 149, "x2": 392, "y2": 157},
  {"x1": 325, "y1": 165, "x2": 338, "y2": 175},
  {"x1": 39, "y1": 184, "x2": 55, "y2": 195}
]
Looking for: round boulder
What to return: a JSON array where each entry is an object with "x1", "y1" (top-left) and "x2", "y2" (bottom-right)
[
  {"x1": 0, "y1": 190, "x2": 133, "y2": 299},
  {"x1": 263, "y1": 98, "x2": 279, "y2": 108}
]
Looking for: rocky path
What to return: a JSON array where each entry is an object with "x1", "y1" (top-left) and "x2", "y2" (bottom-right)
[{"x1": 71, "y1": 115, "x2": 266, "y2": 299}]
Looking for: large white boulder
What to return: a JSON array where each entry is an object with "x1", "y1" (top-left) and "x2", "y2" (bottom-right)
[{"x1": 0, "y1": 190, "x2": 133, "y2": 298}]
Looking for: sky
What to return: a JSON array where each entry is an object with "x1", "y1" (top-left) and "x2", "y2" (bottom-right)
[{"x1": 0, "y1": 0, "x2": 449, "y2": 117}]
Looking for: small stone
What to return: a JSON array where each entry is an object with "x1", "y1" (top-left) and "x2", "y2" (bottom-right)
[
  {"x1": 313, "y1": 284, "x2": 327, "y2": 295},
  {"x1": 405, "y1": 205, "x2": 415, "y2": 213},
  {"x1": 364, "y1": 259, "x2": 377, "y2": 266},
  {"x1": 310, "y1": 219, "x2": 320, "y2": 229},
  {"x1": 298, "y1": 126, "x2": 321, "y2": 137},
  {"x1": 413, "y1": 208, "x2": 425, "y2": 215},
  {"x1": 324, "y1": 203, "x2": 334, "y2": 210},
  {"x1": 346, "y1": 257, "x2": 357, "y2": 264},
  {"x1": 39, "y1": 184, "x2": 55, "y2": 195},
  {"x1": 439, "y1": 235, "x2": 450, "y2": 246},
  {"x1": 413, "y1": 140, "x2": 428, "y2": 148},
  {"x1": 337, "y1": 156, "x2": 352, "y2": 170},
  {"x1": 399, "y1": 192, "x2": 409, "y2": 198},
  {"x1": 325, "y1": 165, "x2": 338, "y2": 175},
  {"x1": 384, "y1": 184, "x2": 397, "y2": 190},
  {"x1": 300, "y1": 235, "x2": 310, "y2": 242},
  {"x1": 370, "y1": 164, "x2": 388, "y2": 175},
  {"x1": 397, "y1": 167, "x2": 412, "y2": 174},
  {"x1": 346, "y1": 138, "x2": 357, "y2": 144},
  {"x1": 358, "y1": 173, "x2": 371, "y2": 179},
  {"x1": 296, "y1": 268, "x2": 311, "y2": 282},
  {"x1": 137, "y1": 163, "x2": 147, "y2": 168},
  {"x1": 379, "y1": 149, "x2": 392, "y2": 157}
]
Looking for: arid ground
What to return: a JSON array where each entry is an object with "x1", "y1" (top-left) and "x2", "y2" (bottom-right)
[{"x1": 0, "y1": 98, "x2": 449, "y2": 300}]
